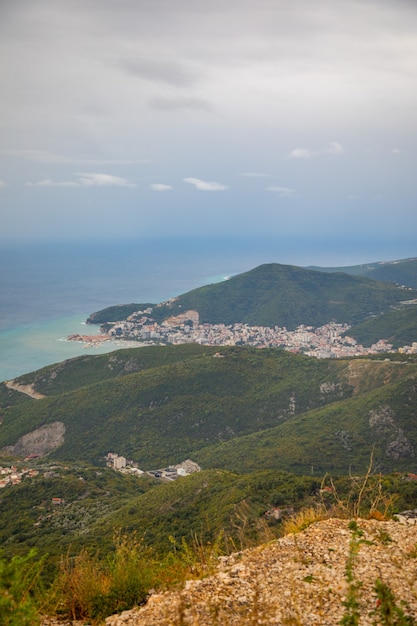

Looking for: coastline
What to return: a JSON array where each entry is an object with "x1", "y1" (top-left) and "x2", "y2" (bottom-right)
[{"x1": 0, "y1": 316, "x2": 143, "y2": 383}]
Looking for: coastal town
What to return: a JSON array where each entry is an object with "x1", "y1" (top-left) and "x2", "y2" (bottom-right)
[{"x1": 68, "y1": 307, "x2": 417, "y2": 358}]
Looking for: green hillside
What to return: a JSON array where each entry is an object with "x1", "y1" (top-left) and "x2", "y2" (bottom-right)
[
  {"x1": 346, "y1": 306, "x2": 417, "y2": 348},
  {"x1": 86, "y1": 263, "x2": 416, "y2": 330},
  {"x1": 2, "y1": 463, "x2": 416, "y2": 563},
  {"x1": 85, "y1": 469, "x2": 319, "y2": 555},
  {"x1": 1, "y1": 344, "x2": 417, "y2": 619},
  {"x1": 1, "y1": 346, "x2": 416, "y2": 475},
  {"x1": 15, "y1": 343, "x2": 211, "y2": 396},
  {"x1": 195, "y1": 373, "x2": 417, "y2": 475},
  {"x1": 2, "y1": 258, "x2": 417, "y2": 623},
  {"x1": 87, "y1": 302, "x2": 155, "y2": 325},
  {"x1": 0, "y1": 463, "x2": 158, "y2": 558},
  {"x1": 0, "y1": 347, "x2": 355, "y2": 467},
  {"x1": 307, "y1": 257, "x2": 417, "y2": 289}
]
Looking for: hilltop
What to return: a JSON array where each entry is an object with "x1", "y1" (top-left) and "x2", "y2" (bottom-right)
[
  {"x1": 307, "y1": 256, "x2": 417, "y2": 288},
  {"x1": 86, "y1": 262, "x2": 417, "y2": 331}
]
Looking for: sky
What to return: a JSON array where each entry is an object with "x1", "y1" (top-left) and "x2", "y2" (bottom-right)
[{"x1": 1, "y1": 0, "x2": 417, "y2": 263}]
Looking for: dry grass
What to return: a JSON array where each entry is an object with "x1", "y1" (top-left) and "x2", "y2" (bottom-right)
[{"x1": 281, "y1": 506, "x2": 327, "y2": 535}]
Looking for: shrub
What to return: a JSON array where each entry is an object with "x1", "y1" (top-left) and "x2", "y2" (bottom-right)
[
  {"x1": 0, "y1": 549, "x2": 44, "y2": 626},
  {"x1": 53, "y1": 532, "x2": 155, "y2": 622}
]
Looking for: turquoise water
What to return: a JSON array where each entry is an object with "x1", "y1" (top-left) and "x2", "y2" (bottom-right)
[
  {"x1": 2, "y1": 235, "x2": 409, "y2": 382},
  {"x1": 1, "y1": 237, "x2": 269, "y2": 381},
  {"x1": 0, "y1": 316, "x2": 139, "y2": 381}
]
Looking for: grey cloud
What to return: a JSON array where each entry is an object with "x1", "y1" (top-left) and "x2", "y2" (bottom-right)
[
  {"x1": 148, "y1": 96, "x2": 213, "y2": 112},
  {"x1": 1, "y1": 0, "x2": 417, "y2": 247},
  {"x1": 7, "y1": 151, "x2": 149, "y2": 165},
  {"x1": 119, "y1": 57, "x2": 200, "y2": 87}
]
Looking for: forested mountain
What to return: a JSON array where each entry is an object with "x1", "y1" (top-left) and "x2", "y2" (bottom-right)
[
  {"x1": 1, "y1": 346, "x2": 416, "y2": 475},
  {"x1": 86, "y1": 262, "x2": 417, "y2": 330},
  {"x1": 307, "y1": 257, "x2": 417, "y2": 288},
  {"x1": 1, "y1": 258, "x2": 416, "y2": 616}
]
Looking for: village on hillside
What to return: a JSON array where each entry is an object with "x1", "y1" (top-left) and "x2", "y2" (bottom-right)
[
  {"x1": 69, "y1": 307, "x2": 417, "y2": 358},
  {"x1": 106, "y1": 452, "x2": 201, "y2": 481}
]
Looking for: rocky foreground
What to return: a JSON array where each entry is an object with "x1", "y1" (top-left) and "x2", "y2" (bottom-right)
[
  {"x1": 41, "y1": 518, "x2": 417, "y2": 626},
  {"x1": 103, "y1": 518, "x2": 417, "y2": 626}
]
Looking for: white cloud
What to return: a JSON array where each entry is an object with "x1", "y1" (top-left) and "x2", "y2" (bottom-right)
[
  {"x1": 267, "y1": 186, "x2": 296, "y2": 197},
  {"x1": 289, "y1": 148, "x2": 317, "y2": 159},
  {"x1": 26, "y1": 178, "x2": 79, "y2": 187},
  {"x1": 183, "y1": 177, "x2": 228, "y2": 191},
  {"x1": 289, "y1": 142, "x2": 345, "y2": 159},
  {"x1": 0, "y1": 180, "x2": 6, "y2": 189},
  {"x1": 75, "y1": 173, "x2": 136, "y2": 187},
  {"x1": 327, "y1": 142, "x2": 344, "y2": 155},
  {"x1": 26, "y1": 173, "x2": 136, "y2": 188},
  {"x1": 392, "y1": 148, "x2": 401, "y2": 155},
  {"x1": 150, "y1": 183, "x2": 173, "y2": 191}
]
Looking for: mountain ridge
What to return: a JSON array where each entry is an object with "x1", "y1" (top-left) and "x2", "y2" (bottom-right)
[
  {"x1": 86, "y1": 261, "x2": 417, "y2": 331},
  {"x1": 307, "y1": 256, "x2": 417, "y2": 288},
  {"x1": 1, "y1": 346, "x2": 417, "y2": 476}
]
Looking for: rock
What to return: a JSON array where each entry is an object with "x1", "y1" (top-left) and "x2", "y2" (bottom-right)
[
  {"x1": 102, "y1": 518, "x2": 417, "y2": 625},
  {"x1": 2, "y1": 421, "x2": 65, "y2": 457}
]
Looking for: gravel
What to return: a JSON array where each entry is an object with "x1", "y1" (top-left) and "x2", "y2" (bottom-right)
[{"x1": 103, "y1": 518, "x2": 417, "y2": 625}]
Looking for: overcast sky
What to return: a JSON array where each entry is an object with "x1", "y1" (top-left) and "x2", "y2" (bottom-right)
[{"x1": 1, "y1": 0, "x2": 416, "y2": 261}]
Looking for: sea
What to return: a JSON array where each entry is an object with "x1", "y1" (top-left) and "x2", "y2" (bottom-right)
[
  {"x1": 0, "y1": 236, "x2": 300, "y2": 382},
  {"x1": 1, "y1": 236, "x2": 413, "y2": 382}
]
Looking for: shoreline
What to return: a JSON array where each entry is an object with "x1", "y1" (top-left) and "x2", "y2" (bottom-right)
[{"x1": 0, "y1": 316, "x2": 145, "y2": 382}]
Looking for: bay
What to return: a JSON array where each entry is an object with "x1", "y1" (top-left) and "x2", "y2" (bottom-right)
[
  {"x1": 0, "y1": 236, "x2": 288, "y2": 381},
  {"x1": 2, "y1": 235, "x2": 408, "y2": 381}
]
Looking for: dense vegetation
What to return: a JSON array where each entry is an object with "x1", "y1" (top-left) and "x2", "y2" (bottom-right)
[
  {"x1": 1, "y1": 343, "x2": 417, "y2": 622},
  {"x1": 86, "y1": 302, "x2": 154, "y2": 325},
  {"x1": 307, "y1": 257, "x2": 417, "y2": 288},
  {"x1": 0, "y1": 347, "x2": 355, "y2": 467},
  {"x1": 1, "y1": 346, "x2": 417, "y2": 476},
  {"x1": 347, "y1": 306, "x2": 417, "y2": 348},
  {"x1": 85, "y1": 263, "x2": 417, "y2": 330},
  {"x1": 196, "y1": 373, "x2": 417, "y2": 475},
  {"x1": 15, "y1": 344, "x2": 212, "y2": 396},
  {"x1": 2, "y1": 258, "x2": 417, "y2": 622},
  {"x1": 1, "y1": 461, "x2": 417, "y2": 623}
]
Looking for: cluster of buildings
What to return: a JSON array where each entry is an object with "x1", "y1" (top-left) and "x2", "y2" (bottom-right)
[
  {"x1": 0, "y1": 464, "x2": 39, "y2": 488},
  {"x1": 101, "y1": 308, "x2": 401, "y2": 358},
  {"x1": 398, "y1": 342, "x2": 417, "y2": 355},
  {"x1": 106, "y1": 452, "x2": 201, "y2": 481}
]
